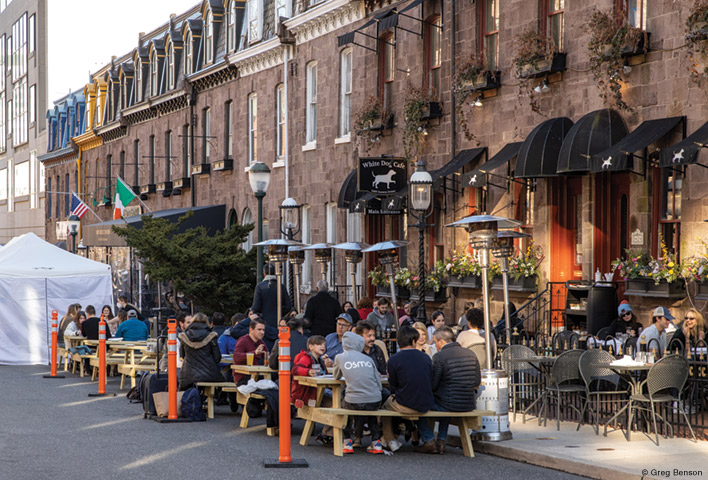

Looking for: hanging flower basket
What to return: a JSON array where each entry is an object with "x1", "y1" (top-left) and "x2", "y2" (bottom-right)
[
  {"x1": 492, "y1": 275, "x2": 538, "y2": 292},
  {"x1": 624, "y1": 278, "x2": 686, "y2": 299},
  {"x1": 375, "y1": 284, "x2": 410, "y2": 299},
  {"x1": 447, "y1": 275, "x2": 482, "y2": 289}
]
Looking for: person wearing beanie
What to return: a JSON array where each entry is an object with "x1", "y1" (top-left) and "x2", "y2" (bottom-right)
[{"x1": 607, "y1": 301, "x2": 643, "y2": 338}]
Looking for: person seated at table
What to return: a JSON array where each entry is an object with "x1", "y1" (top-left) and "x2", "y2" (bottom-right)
[
  {"x1": 491, "y1": 303, "x2": 520, "y2": 342},
  {"x1": 209, "y1": 312, "x2": 227, "y2": 337},
  {"x1": 398, "y1": 300, "x2": 415, "y2": 327},
  {"x1": 642, "y1": 307, "x2": 674, "y2": 356},
  {"x1": 232, "y1": 317, "x2": 268, "y2": 386},
  {"x1": 334, "y1": 331, "x2": 384, "y2": 454},
  {"x1": 219, "y1": 313, "x2": 245, "y2": 357},
  {"x1": 381, "y1": 326, "x2": 434, "y2": 453},
  {"x1": 269, "y1": 317, "x2": 308, "y2": 371},
  {"x1": 456, "y1": 308, "x2": 496, "y2": 369},
  {"x1": 427, "y1": 327, "x2": 481, "y2": 454},
  {"x1": 114, "y1": 309, "x2": 149, "y2": 341},
  {"x1": 342, "y1": 300, "x2": 354, "y2": 313},
  {"x1": 427, "y1": 311, "x2": 446, "y2": 344},
  {"x1": 106, "y1": 309, "x2": 127, "y2": 336},
  {"x1": 671, "y1": 308, "x2": 707, "y2": 349},
  {"x1": 324, "y1": 313, "x2": 353, "y2": 362},
  {"x1": 413, "y1": 321, "x2": 437, "y2": 358},
  {"x1": 354, "y1": 321, "x2": 388, "y2": 375},
  {"x1": 81, "y1": 305, "x2": 112, "y2": 340},
  {"x1": 178, "y1": 312, "x2": 223, "y2": 390},
  {"x1": 58, "y1": 303, "x2": 81, "y2": 345},
  {"x1": 229, "y1": 310, "x2": 279, "y2": 351},
  {"x1": 291, "y1": 335, "x2": 328, "y2": 406},
  {"x1": 608, "y1": 301, "x2": 643, "y2": 338},
  {"x1": 63, "y1": 310, "x2": 85, "y2": 348},
  {"x1": 366, "y1": 298, "x2": 395, "y2": 332},
  {"x1": 457, "y1": 301, "x2": 476, "y2": 332}
]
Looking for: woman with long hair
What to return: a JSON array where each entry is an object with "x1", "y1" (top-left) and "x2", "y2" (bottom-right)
[
  {"x1": 58, "y1": 303, "x2": 81, "y2": 345},
  {"x1": 413, "y1": 321, "x2": 437, "y2": 358},
  {"x1": 671, "y1": 308, "x2": 707, "y2": 348}
]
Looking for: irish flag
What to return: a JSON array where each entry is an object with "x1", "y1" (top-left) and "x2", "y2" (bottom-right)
[{"x1": 113, "y1": 176, "x2": 137, "y2": 219}]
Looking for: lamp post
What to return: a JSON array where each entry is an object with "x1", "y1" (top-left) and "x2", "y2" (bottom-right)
[
  {"x1": 333, "y1": 242, "x2": 370, "y2": 307},
  {"x1": 248, "y1": 162, "x2": 271, "y2": 283},
  {"x1": 409, "y1": 158, "x2": 433, "y2": 323},
  {"x1": 67, "y1": 214, "x2": 81, "y2": 254},
  {"x1": 254, "y1": 239, "x2": 303, "y2": 323},
  {"x1": 492, "y1": 231, "x2": 531, "y2": 345},
  {"x1": 362, "y1": 240, "x2": 409, "y2": 332},
  {"x1": 288, "y1": 246, "x2": 307, "y2": 313},
  {"x1": 280, "y1": 198, "x2": 302, "y2": 306}
]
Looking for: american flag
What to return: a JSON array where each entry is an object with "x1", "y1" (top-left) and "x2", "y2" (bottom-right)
[{"x1": 70, "y1": 192, "x2": 89, "y2": 219}]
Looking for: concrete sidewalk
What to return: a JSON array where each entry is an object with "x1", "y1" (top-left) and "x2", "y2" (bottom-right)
[{"x1": 466, "y1": 417, "x2": 707, "y2": 480}]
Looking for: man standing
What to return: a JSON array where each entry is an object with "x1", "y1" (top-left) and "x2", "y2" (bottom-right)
[
  {"x1": 427, "y1": 327, "x2": 481, "y2": 454},
  {"x1": 252, "y1": 264, "x2": 291, "y2": 330},
  {"x1": 304, "y1": 280, "x2": 342, "y2": 337},
  {"x1": 354, "y1": 321, "x2": 388, "y2": 375},
  {"x1": 232, "y1": 317, "x2": 267, "y2": 385},
  {"x1": 324, "y1": 313, "x2": 353, "y2": 362},
  {"x1": 366, "y1": 298, "x2": 395, "y2": 331},
  {"x1": 456, "y1": 307, "x2": 496, "y2": 369},
  {"x1": 642, "y1": 306, "x2": 674, "y2": 355},
  {"x1": 81, "y1": 305, "x2": 112, "y2": 340}
]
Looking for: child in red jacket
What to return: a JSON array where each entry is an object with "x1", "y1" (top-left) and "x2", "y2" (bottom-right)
[{"x1": 291, "y1": 335, "x2": 327, "y2": 406}]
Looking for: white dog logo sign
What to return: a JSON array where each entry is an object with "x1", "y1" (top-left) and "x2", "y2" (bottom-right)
[
  {"x1": 372, "y1": 169, "x2": 397, "y2": 190},
  {"x1": 601, "y1": 156, "x2": 613, "y2": 170},
  {"x1": 672, "y1": 149, "x2": 684, "y2": 164}
]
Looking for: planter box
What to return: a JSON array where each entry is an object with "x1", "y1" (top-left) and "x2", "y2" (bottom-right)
[
  {"x1": 191, "y1": 163, "x2": 211, "y2": 175},
  {"x1": 421, "y1": 101, "x2": 443, "y2": 121},
  {"x1": 695, "y1": 280, "x2": 708, "y2": 301},
  {"x1": 368, "y1": 115, "x2": 395, "y2": 132},
  {"x1": 621, "y1": 31, "x2": 650, "y2": 57},
  {"x1": 410, "y1": 288, "x2": 448, "y2": 303},
  {"x1": 518, "y1": 52, "x2": 567, "y2": 79},
  {"x1": 140, "y1": 184, "x2": 156, "y2": 195},
  {"x1": 213, "y1": 158, "x2": 233, "y2": 172},
  {"x1": 375, "y1": 284, "x2": 410, "y2": 300},
  {"x1": 492, "y1": 275, "x2": 538, "y2": 292},
  {"x1": 624, "y1": 278, "x2": 685, "y2": 299},
  {"x1": 173, "y1": 177, "x2": 191, "y2": 189},
  {"x1": 447, "y1": 275, "x2": 482, "y2": 289},
  {"x1": 459, "y1": 71, "x2": 502, "y2": 91}
]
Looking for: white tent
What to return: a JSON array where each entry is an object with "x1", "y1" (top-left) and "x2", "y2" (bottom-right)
[{"x1": 0, "y1": 232, "x2": 113, "y2": 365}]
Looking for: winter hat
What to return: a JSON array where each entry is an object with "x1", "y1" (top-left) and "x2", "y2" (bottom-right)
[{"x1": 617, "y1": 302, "x2": 632, "y2": 316}]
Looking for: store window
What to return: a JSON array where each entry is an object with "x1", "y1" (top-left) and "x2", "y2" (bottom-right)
[
  {"x1": 544, "y1": 0, "x2": 564, "y2": 51},
  {"x1": 425, "y1": 16, "x2": 442, "y2": 97},
  {"x1": 478, "y1": 0, "x2": 499, "y2": 70}
]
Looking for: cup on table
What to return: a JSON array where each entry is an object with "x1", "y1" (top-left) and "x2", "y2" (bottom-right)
[
  {"x1": 312, "y1": 364, "x2": 321, "y2": 376},
  {"x1": 246, "y1": 352, "x2": 254, "y2": 366}
]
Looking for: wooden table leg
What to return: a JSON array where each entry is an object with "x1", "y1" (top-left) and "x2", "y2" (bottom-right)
[
  {"x1": 205, "y1": 386, "x2": 215, "y2": 419},
  {"x1": 299, "y1": 386, "x2": 325, "y2": 446},
  {"x1": 457, "y1": 418, "x2": 475, "y2": 457}
]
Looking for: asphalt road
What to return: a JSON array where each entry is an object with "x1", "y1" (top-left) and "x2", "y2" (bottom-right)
[{"x1": 0, "y1": 365, "x2": 586, "y2": 480}]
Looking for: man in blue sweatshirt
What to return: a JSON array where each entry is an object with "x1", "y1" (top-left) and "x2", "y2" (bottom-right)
[
  {"x1": 333, "y1": 331, "x2": 383, "y2": 454},
  {"x1": 114, "y1": 310, "x2": 149, "y2": 341},
  {"x1": 381, "y1": 325, "x2": 434, "y2": 452}
]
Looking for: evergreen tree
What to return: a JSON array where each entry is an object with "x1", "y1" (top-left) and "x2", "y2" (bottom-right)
[{"x1": 112, "y1": 212, "x2": 256, "y2": 314}]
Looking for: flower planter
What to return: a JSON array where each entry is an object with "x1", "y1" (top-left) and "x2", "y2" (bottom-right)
[
  {"x1": 621, "y1": 31, "x2": 650, "y2": 57},
  {"x1": 410, "y1": 288, "x2": 448, "y2": 303},
  {"x1": 694, "y1": 280, "x2": 708, "y2": 302},
  {"x1": 375, "y1": 284, "x2": 410, "y2": 299},
  {"x1": 518, "y1": 52, "x2": 566, "y2": 79},
  {"x1": 624, "y1": 278, "x2": 685, "y2": 299},
  {"x1": 492, "y1": 275, "x2": 538, "y2": 292},
  {"x1": 420, "y1": 101, "x2": 443, "y2": 121},
  {"x1": 368, "y1": 115, "x2": 395, "y2": 132},
  {"x1": 447, "y1": 275, "x2": 482, "y2": 289},
  {"x1": 459, "y1": 71, "x2": 502, "y2": 92}
]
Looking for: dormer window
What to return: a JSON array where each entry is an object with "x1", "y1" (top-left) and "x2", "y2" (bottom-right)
[
  {"x1": 248, "y1": 0, "x2": 262, "y2": 43},
  {"x1": 135, "y1": 58, "x2": 143, "y2": 102},
  {"x1": 205, "y1": 9, "x2": 214, "y2": 63},
  {"x1": 227, "y1": 1, "x2": 237, "y2": 52},
  {"x1": 167, "y1": 42, "x2": 174, "y2": 89},
  {"x1": 184, "y1": 30, "x2": 193, "y2": 75},
  {"x1": 150, "y1": 50, "x2": 158, "y2": 97},
  {"x1": 275, "y1": 0, "x2": 291, "y2": 23},
  {"x1": 121, "y1": 71, "x2": 127, "y2": 108}
]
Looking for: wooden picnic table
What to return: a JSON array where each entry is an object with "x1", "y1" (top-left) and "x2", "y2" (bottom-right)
[{"x1": 230, "y1": 364, "x2": 276, "y2": 381}]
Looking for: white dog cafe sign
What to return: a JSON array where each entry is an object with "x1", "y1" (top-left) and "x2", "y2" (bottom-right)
[{"x1": 358, "y1": 157, "x2": 408, "y2": 195}]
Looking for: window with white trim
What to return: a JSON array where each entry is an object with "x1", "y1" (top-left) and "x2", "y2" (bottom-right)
[
  {"x1": 14, "y1": 160, "x2": 28, "y2": 197},
  {"x1": 12, "y1": 78, "x2": 27, "y2": 145},
  {"x1": 306, "y1": 62, "x2": 317, "y2": 144},
  {"x1": 301, "y1": 205, "x2": 312, "y2": 292},
  {"x1": 0, "y1": 92, "x2": 5, "y2": 152},
  {"x1": 167, "y1": 42, "x2": 174, "y2": 89},
  {"x1": 0, "y1": 35, "x2": 5, "y2": 92},
  {"x1": 275, "y1": 0, "x2": 291, "y2": 23},
  {"x1": 202, "y1": 107, "x2": 211, "y2": 162},
  {"x1": 150, "y1": 50, "x2": 158, "y2": 97},
  {"x1": 11, "y1": 14, "x2": 26, "y2": 82},
  {"x1": 205, "y1": 9, "x2": 214, "y2": 64},
  {"x1": 248, "y1": 93, "x2": 257, "y2": 164},
  {"x1": 184, "y1": 30, "x2": 193, "y2": 75},
  {"x1": 7, "y1": 159, "x2": 13, "y2": 212},
  {"x1": 339, "y1": 49, "x2": 352, "y2": 137},
  {"x1": 276, "y1": 84, "x2": 285, "y2": 158},
  {"x1": 28, "y1": 14, "x2": 34, "y2": 54},
  {"x1": 242, "y1": 207, "x2": 254, "y2": 251},
  {"x1": 228, "y1": 1, "x2": 237, "y2": 52},
  {"x1": 29, "y1": 84, "x2": 35, "y2": 125},
  {"x1": 0, "y1": 168, "x2": 6, "y2": 200},
  {"x1": 346, "y1": 210, "x2": 363, "y2": 293},
  {"x1": 325, "y1": 203, "x2": 337, "y2": 286},
  {"x1": 30, "y1": 150, "x2": 37, "y2": 208},
  {"x1": 225, "y1": 100, "x2": 233, "y2": 158},
  {"x1": 135, "y1": 58, "x2": 143, "y2": 102},
  {"x1": 248, "y1": 0, "x2": 263, "y2": 43}
]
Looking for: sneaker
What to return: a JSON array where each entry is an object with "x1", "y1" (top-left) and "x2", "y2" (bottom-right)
[
  {"x1": 315, "y1": 434, "x2": 333, "y2": 446},
  {"x1": 367, "y1": 439, "x2": 383, "y2": 454},
  {"x1": 387, "y1": 439, "x2": 402, "y2": 452},
  {"x1": 343, "y1": 438, "x2": 354, "y2": 454},
  {"x1": 352, "y1": 437, "x2": 363, "y2": 448}
]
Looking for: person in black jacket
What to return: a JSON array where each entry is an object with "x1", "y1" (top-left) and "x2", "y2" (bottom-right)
[
  {"x1": 178, "y1": 313, "x2": 223, "y2": 390},
  {"x1": 251, "y1": 264, "x2": 292, "y2": 329},
  {"x1": 80, "y1": 305, "x2": 112, "y2": 340},
  {"x1": 268, "y1": 317, "x2": 308, "y2": 370},
  {"x1": 428, "y1": 326, "x2": 481, "y2": 454},
  {"x1": 304, "y1": 280, "x2": 342, "y2": 336}
]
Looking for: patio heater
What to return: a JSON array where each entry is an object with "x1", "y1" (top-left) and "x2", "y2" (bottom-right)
[
  {"x1": 492, "y1": 231, "x2": 531, "y2": 345},
  {"x1": 303, "y1": 243, "x2": 333, "y2": 281},
  {"x1": 254, "y1": 239, "x2": 303, "y2": 323},
  {"x1": 362, "y1": 240, "x2": 409, "y2": 330},
  {"x1": 288, "y1": 246, "x2": 307, "y2": 313},
  {"x1": 446, "y1": 215, "x2": 520, "y2": 442},
  {"x1": 333, "y1": 242, "x2": 370, "y2": 307}
]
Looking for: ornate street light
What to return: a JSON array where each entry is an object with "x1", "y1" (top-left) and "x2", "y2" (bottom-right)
[
  {"x1": 409, "y1": 158, "x2": 433, "y2": 322},
  {"x1": 492, "y1": 231, "x2": 531, "y2": 345},
  {"x1": 362, "y1": 240, "x2": 409, "y2": 330},
  {"x1": 254, "y1": 239, "x2": 303, "y2": 323},
  {"x1": 333, "y1": 242, "x2": 370, "y2": 307},
  {"x1": 248, "y1": 162, "x2": 271, "y2": 282},
  {"x1": 303, "y1": 243, "x2": 334, "y2": 281},
  {"x1": 67, "y1": 214, "x2": 81, "y2": 254}
]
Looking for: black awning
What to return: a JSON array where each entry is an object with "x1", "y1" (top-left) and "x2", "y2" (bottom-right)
[
  {"x1": 556, "y1": 109, "x2": 628, "y2": 174},
  {"x1": 431, "y1": 147, "x2": 486, "y2": 189},
  {"x1": 82, "y1": 204, "x2": 226, "y2": 247},
  {"x1": 337, "y1": 169, "x2": 359, "y2": 208},
  {"x1": 515, "y1": 117, "x2": 574, "y2": 178},
  {"x1": 337, "y1": 8, "x2": 395, "y2": 49},
  {"x1": 590, "y1": 117, "x2": 684, "y2": 172},
  {"x1": 462, "y1": 142, "x2": 524, "y2": 188},
  {"x1": 399, "y1": 0, "x2": 424, "y2": 14},
  {"x1": 659, "y1": 120, "x2": 708, "y2": 167}
]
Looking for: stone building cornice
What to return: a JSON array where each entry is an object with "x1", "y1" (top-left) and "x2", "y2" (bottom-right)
[
  {"x1": 285, "y1": 0, "x2": 365, "y2": 44},
  {"x1": 226, "y1": 38, "x2": 285, "y2": 78}
]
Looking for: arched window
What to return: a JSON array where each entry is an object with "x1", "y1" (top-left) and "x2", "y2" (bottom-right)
[
  {"x1": 242, "y1": 208, "x2": 253, "y2": 251},
  {"x1": 150, "y1": 50, "x2": 158, "y2": 97},
  {"x1": 228, "y1": 208, "x2": 237, "y2": 230},
  {"x1": 167, "y1": 41, "x2": 174, "y2": 89},
  {"x1": 204, "y1": 9, "x2": 213, "y2": 64},
  {"x1": 184, "y1": 30, "x2": 193, "y2": 75},
  {"x1": 135, "y1": 58, "x2": 143, "y2": 102}
]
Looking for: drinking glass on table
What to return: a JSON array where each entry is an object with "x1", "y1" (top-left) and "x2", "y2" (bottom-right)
[
  {"x1": 246, "y1": 352, "x2": 254, "y2": 366},
  {"x1": 311, "y1": 363, "x2": 321, "y2": 376}
]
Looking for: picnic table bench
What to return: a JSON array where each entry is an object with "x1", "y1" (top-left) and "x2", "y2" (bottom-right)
[{"x1": 297, "y1": 406, "x2": 494, "y2": 457}]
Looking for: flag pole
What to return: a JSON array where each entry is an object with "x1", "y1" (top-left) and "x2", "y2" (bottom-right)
[
  {"x1": 116, "y1": 176, "x2": 152, "y2": 213},
  {"x1": 71, "y1": 191, "x2": 102, "y2": 222}
]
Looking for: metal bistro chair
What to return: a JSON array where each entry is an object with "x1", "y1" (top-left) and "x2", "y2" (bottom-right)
[
  {"x1": 626, "y1": 354, "x2": 696, "y2": 445},
  {"x1": 552, "y1": 331, "x2": 580, "y2": 353},
  {"x1": 595, "y1": 327, "x2": 611, "y2": 342},
  {"x1": 501, "y1": 345, "x2": 542, "y2": 422},
  {"x1": 578, "y1": 349, "x2": 629, "y2": 435},
  {"x1": 540, "y1": 349, "x2": 585, "y2": 430}
]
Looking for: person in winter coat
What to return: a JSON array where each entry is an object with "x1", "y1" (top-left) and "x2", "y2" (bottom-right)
[
  {"x1": 178, "y1": 313, "x2": 223, "y2": 390},
  {"x1": 269, "y1": 317, "x2": 308, "y2": 370},
  {"x1": 229, "y1": 312, "x2": 279, "y2": 351},
  {"x1": 291, "y1": 335, "x2": 332, "y2": 445},
  {"x1": 304, "y1": 280, "x2": 343, "y2": 337},
  {"x1": 114, "y1": 310, "x2": 149, "y2": 341},
  {"x1": 232, "y1": 317, "x2": 268, "y2": 385},
  {"x1": 428, "y1": 326, "x2": 481, "y2": 454},
  {"x1": 333, "y1": 331, "x2": 384, "y2": 454},
  {"x1": 366, "y1": 298, "x2": 395, "y2": 332},
  {"x1": 251, "y1": 263, "x2": 291, "y2": 329}
]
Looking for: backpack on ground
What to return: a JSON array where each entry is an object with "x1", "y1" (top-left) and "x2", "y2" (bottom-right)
[
  {"x1": 181, "y1": 387, "x2": 206, "y2": 421},
  {"x1": 127, "y1": 371, "x2": 150, "y2": 403}
]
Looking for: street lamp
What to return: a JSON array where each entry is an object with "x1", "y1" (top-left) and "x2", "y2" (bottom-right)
[
  {"x1": 409, "y1": 158, "x2": 433, "y2": 323},
  {"x1": 248, "y1": 162, "x2": 272, "y2": 283},
  {"x1": 492, "y1": 231, "x2": 531, "y2": 345},
  {"x1": 254, "y1": 239, "x2": 303, "y2": 323},
  {"x1": 362, "y1": 240, "x2": 409, "y2": 331},
  {"x1": 333, "y1": 242, "x2": 370, "y2": 307},
  {"x1": 279, "y1": 197, "x2": 302, "y2": 305},
  {"x1": 67, "y1": 214, "x2": 81, "y2": 254}
]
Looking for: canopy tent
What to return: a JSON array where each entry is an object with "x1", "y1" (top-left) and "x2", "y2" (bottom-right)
[{"x1": 0, "y1": 233, "x2": 113, "y2": 365}]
